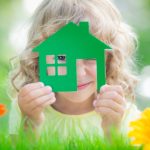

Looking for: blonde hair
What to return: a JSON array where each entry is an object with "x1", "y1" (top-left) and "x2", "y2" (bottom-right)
[{"x1": 9, "y1": 0, "x2": 139, "y2": 100}]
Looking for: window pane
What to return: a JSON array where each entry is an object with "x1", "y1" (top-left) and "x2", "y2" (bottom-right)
[
  {"x1": 46, "y1": 55, "x2": 55, "y2": 64},
  {"x1": 47, "y1": 67, "x2": 55, "y2": 76},
  {"x1": 58, "y1": 66, "x2": 67, "y2": 75}
]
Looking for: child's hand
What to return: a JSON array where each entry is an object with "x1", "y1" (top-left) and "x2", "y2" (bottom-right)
[
  {"x1": 93, "y1": 84, "x2": 126, "y2": 135},
  {"x1": 18, "y1": 82, "x2": 56, "y2": 126}
]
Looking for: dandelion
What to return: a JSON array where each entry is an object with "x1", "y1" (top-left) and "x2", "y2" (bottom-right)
[
  {"x1": 0, "y1": 104, "x2": 7, "y2": 117},
  {"x1": 128, "y1": 108, "x2": 150, "y2": 150}
]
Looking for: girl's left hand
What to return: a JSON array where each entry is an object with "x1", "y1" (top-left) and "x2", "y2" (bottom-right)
[{"x1": 93, "y1": 84, "x2": 126, "y2": 136}]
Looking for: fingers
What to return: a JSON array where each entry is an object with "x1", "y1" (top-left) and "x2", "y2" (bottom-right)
[
  {"x1": 31, "y1": 98, "x2": 55, "y2": 115},
  {"x1": 94, "y1": 99, "x2": 125, "y2": 114},
  {"x1": 93, "y1": 84, "x2": 126, "y2": 118},
  {"x1": 98, "y1": 90, "x2": 126, "y2": 106},
  {"x1": 95, "y1": 106, "x2": 120, "y2": 118},
  {"x1": 29, "y1": 92, "x2": 56, "y2": 110},
  {"x1": 100, "y1": 84, "x2": 124, "y2": 97},
  {"x1": 22, "y1": 86, "x2": 52, "y2": 103},
  {"x1": 19, "y1": 82, "x2": 44, "y2": 97},
  {"x1": 18, "y1": 82, "x2": 55, "y2": 118}
]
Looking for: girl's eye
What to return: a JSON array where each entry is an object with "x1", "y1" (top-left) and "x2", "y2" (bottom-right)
[{"x1": 57, "y1": 55, "x2": 66, "y2": 61}]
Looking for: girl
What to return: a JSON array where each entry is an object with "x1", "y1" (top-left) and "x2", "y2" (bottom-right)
[{"x1": 9, "y1": 0, "x2": 140, "y2": 140}]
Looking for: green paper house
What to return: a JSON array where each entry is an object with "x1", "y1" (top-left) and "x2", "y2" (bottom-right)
[{"x1": 33, "y1": 22, "x2": 111, "y2": 92}]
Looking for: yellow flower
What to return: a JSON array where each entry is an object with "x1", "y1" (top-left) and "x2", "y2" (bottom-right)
[
  {"x1": 144, "y1": 144, "x2": 150, "y2": 150},
  {"x1": 128, "y1": 108, "x2": 150, "y2": 150}
]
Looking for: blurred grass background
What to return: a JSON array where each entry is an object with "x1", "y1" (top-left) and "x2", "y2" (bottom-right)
[{"x1": 0, "y1": 0, "x2": 150, "y2": 133}]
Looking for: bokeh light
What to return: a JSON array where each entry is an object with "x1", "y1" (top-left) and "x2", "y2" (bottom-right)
[
  {"x1": 137, "y1": 66, "x2": 150, "y2": 98},
  {"x1": 9, "y1": 22, "x2": 28, "y2": 52},
  {"x1": 23, "y1": 0, "x2": 43, "y2": 15},
  {"x1": 9, "y1": 0, "x2": 43, "y2": 53},
  {"x1": 140, "y1": 78, "x2": 150, "y2": 98}
]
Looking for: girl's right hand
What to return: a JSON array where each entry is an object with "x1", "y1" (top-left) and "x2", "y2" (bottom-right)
[{"x1": 18, "y1": 82, "x2": 56, "y2": 126}]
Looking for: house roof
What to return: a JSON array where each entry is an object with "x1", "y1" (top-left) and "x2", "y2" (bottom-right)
[{"x1": 32, "y1": 22, "x2": 111, "y2": 59}]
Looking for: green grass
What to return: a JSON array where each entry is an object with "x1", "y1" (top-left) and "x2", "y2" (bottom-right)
[{"x1": 0, "y1": 124, "x2": 143, "y2": 150}]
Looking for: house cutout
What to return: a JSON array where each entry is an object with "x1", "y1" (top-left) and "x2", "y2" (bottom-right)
[{"x1": 32, "y1": 22, "x2": 111, "y2": 92}]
